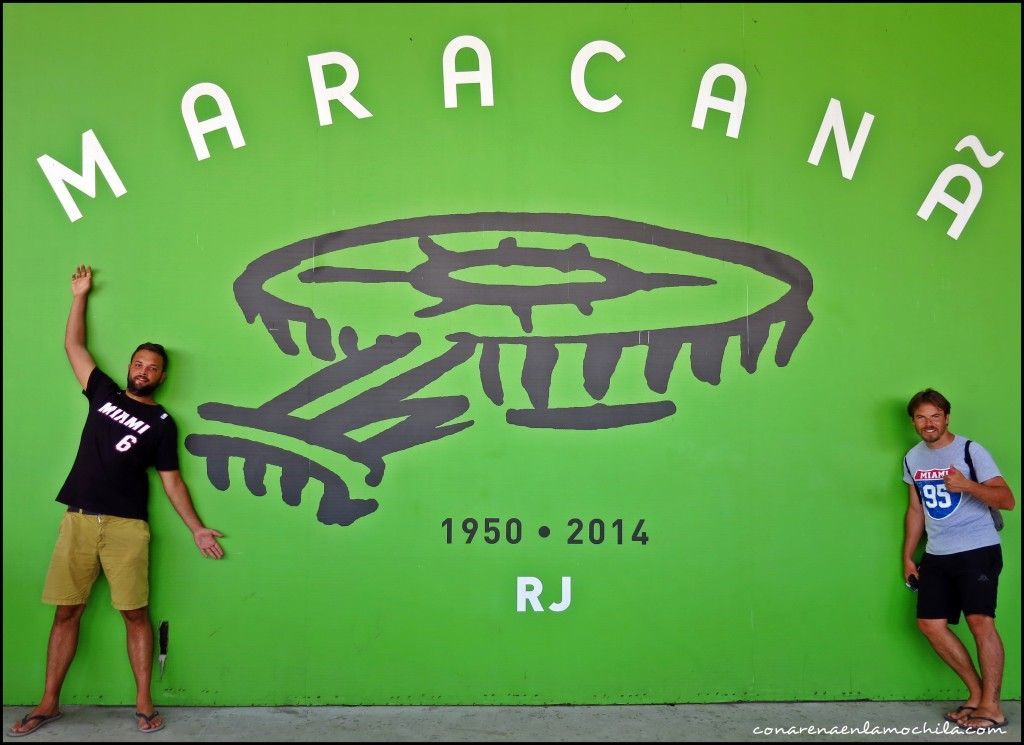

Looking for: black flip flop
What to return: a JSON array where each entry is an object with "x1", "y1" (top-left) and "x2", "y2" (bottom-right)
[
  {"x1": 943, "y1": 704, "x2": 975, "y2": 724},
  {"x1": 8, "y1": 712, "x2": 62, "y2": 737},
  {"x1": 959, "y1": 715, "x2": 1009, "y2": 731},
  {"x1": 135, "y1": 710, "x2": 166, "y2": 734}
]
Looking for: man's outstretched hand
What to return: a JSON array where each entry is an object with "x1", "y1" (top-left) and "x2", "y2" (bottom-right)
[
  {"x1": 71, "y1": 265, "x2": 92, "y2": 296},
  {"x1": 194, "y1": 528, "x2": 225, "y2": 559}
]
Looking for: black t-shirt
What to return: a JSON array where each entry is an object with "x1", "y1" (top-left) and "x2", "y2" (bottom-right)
[{"x1": 56, "y1": 367, "x2": 179, "y2": 521}]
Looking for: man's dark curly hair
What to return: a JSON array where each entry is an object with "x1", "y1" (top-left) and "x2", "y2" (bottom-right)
[{"x1": 132, "y1": 342, "x2": 168, "y2": 372}]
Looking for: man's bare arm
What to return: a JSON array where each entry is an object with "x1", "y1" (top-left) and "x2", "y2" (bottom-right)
[
  {"x1": 159, "y1": 469, "x2": 225, "y2": 559},
  {"x1": 903, "y1": 483, "x2": 924, "y2": 582},
  {"x1": 65, "y1": 265, "x2": 97, "y2": 390},
  {"x1": 944, "y1": 468, "x2": 1015, "y2": 510}
]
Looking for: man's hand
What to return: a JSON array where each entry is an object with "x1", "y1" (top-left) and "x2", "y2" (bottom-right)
[
  {"x1": 71, "y1": 265, "x2": 92, "y2": 296},
  {"x1": 160, "y1": 470, "x2": 228, "y2": 559},
  {"x1": 193, "y1": 527, "x2": 225, "y2": 559},
  {"x1": 903, "y1": 557, "x2": 918, "y2": 583},
  {"x1": 944, "y1": 465, "x2": 972, "y2": 493}
]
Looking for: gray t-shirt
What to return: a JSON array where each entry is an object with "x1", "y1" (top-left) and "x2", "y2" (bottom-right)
[{"x1": 903, "y1": 434, "x2": 1001, "y2": 555}]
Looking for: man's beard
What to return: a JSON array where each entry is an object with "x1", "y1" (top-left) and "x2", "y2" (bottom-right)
[{"x1": 127, "y1": 376, "x2": 160, "y2": 397}]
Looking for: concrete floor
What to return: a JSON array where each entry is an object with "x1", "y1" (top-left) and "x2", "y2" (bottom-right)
[{"x1": 2, "y1": 701, "x2": 1019, "y2": 742}]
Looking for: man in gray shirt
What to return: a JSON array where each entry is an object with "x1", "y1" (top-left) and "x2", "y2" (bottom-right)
[{"x1": 902, "y1": 389, "x2": 1014, "y2": 732}]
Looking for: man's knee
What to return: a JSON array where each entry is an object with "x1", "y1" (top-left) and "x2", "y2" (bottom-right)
[
  {"x1": 917, "y1": 617, "x2": 948, "y2": 638},
  {"x1": 965, "y1": 613, "x2": 997, "y2": 637},
  {"x1": 120, "y1": 606, "x2": 150, "y2": 626},
  {"x1": 54, "y1": 604, "x2": 86, "y2": 625}
]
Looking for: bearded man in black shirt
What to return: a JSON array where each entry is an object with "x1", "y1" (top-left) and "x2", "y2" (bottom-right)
[{"x1": 8, "y1": 265, "x2": 224, "y2": 737}]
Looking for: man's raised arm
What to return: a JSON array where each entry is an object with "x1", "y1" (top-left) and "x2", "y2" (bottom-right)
[{"x1": 65, "y1": 265, "x2": 97, "y2": 390}]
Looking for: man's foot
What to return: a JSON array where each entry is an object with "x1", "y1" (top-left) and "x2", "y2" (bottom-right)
[
  {"x1": 8, "y1": 710, "x2": 62, "y2": 737},
  {"x1": 135, "y1": 709, "x2": 165, "y2": 733},
  {"x1": 959, "y1": 714, "x2": 1009, "y2": 731},
  {"x1": 944, "y1": 704, "x2": 977, "y2": 724}
]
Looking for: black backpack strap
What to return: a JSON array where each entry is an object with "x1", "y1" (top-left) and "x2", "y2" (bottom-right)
[
  {"x1": 966, "y1": 439, "x2": 1004, "y2": 531},
  {"x1": 964, "y1": 439, "x2": 977, "y2": 482}
]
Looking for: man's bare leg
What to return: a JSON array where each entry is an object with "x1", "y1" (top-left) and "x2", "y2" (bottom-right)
[
  {"x1": 958, "y1": 615, "x2": 1006, "y2": 729},
  {"x1": 121, "y1": 607, "x2": 163, "y2": 732},
  {"x1": 917, "y1": 618, "x2": 982, "y2": 723},
  {"x1": 8, "y1": 604, "x2": 85, "y2": 735}
]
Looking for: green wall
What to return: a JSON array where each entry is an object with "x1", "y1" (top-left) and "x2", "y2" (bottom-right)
[{"x1": 3, "y1": 3, "x2": 1019, "y2": 705}]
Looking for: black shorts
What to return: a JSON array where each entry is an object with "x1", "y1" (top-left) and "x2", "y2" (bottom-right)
[{"x1": 917, "y1": 544, "x2": 1002, "y2": 624}]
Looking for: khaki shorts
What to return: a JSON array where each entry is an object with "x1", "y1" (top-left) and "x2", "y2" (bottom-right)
[{"x1": 42, "y1": 511, "x2": 150, "y2": 610}]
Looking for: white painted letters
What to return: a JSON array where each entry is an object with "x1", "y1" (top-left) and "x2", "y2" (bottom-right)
[
  {"x1": 443, "y1": 35, "x2": 494, "y2": 108},
  {"x1": 181, "y1": 82, "x2": 247, "y2": 161},
  {"x1": 916, "y1": 135, "x2": 1005, "y2": 240},
  {"x1": 308, "y1": 51, "x2": 373, "y2": 125},
  {"x1": 37, "y1": 130, "x2": 127, "y2": 223},
  {"x1": 517, "y1": 576, "x2": 543, "y2": 612},
  {"x1": 691, "y1": 63, "x2": 747, "y2": 139},
  {"x1": 807, "y1": 97, "x2": 875, "y2": 180},
  {"x1": 516, "y1": 576, "x2": 572, "y2": 612},
  {"x1": 36, "y1": 44, "x2": 1004, "y2": 243},
  {"x1": 571, "y1": 41, "x2": 625, "y2": 113},
  {"x1": 917, "y1": 164, "x2": 982, "y2": 241},
  {"x1": 547, "y1": 576, "x2": 572, "y2": 612}
]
